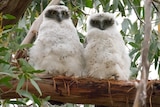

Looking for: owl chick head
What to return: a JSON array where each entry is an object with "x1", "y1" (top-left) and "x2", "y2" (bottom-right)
[
  {"x1": 87, "y1": 13, "x2": 115, "y2": 31},
  {"x1": 44, "y1": 5, "x2": 70, "y2": 22}
]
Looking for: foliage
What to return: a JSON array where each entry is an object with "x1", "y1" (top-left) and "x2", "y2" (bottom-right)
[{"x1": 0, "y1": 0, "x2": 160, "y2": 106}]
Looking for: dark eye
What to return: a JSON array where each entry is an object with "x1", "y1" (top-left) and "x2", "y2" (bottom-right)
[
  {"x1": 62, "y1": 11, "x2": 68, "y2": 16},
  {"x1": 104, "y1": 19, "x2": 114, "y2": 25},
  {"x1": 49, "y1": 10, "x2": 56, "y2": 15},
  {"x1": 91, "y1": 20, "x2": 99, "y2": 25}
]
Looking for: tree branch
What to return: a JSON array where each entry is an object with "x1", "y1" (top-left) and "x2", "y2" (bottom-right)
[
  {"x1": 133, "y1": 0, "x2": 152, "y2": 107},
  {"x1": 0, "y1": 78, "x2": 160, "y2": 106}
]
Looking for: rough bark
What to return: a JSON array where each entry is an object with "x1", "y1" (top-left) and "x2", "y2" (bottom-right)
[
  {"x1": 0, "y1": 78, "x2": 160, "y2": 107},
  {"x1": 0, "y1": 0, "x2": 33, "y2": 27}
]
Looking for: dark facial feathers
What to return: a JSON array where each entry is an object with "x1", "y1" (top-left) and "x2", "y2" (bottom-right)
[
  {"x1": 90, "y1": 17, "x2": 114, "y2": 30},
  {"x1": 45, "y1": 9, "x2": 69, "y2": 22}
]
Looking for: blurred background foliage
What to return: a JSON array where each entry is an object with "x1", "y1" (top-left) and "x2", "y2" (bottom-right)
[{"x1": 0, "y1": 0, "x2": 160, "y2": 106}]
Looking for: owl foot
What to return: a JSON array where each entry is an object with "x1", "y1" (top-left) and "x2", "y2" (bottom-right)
[
  {"x1": 52, "y1": 75, "x2": 72, "y2": 95},
  {"x1": 108, "y1": 74, "x2": 119, "y2": 80},
  {"x1": 53, "y1": 75, "x2": 79, "y2": 95},
  {"x1": 52, "y1": 75, "x2": 66, "y2": 91}
]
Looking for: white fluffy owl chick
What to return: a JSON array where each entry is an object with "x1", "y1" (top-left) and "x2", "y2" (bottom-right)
[
  {"x1": 85, "y1": 13, "x2": 131, "y2": 80},
  {"x1": 29, "y1": 5, "x2": 84, "y2": 78}
]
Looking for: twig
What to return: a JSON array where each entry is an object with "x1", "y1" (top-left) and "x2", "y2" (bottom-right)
[
  {"x1": 128, "y1": 0, "x2": 144, "y2": 24},
  {"x1": 21, "y1": 0, "x2": 60, "y2": 45},
  {"x1": 133, "y1": 0, "x2": 152, "y2": 107},
  {"x1": 152, "y1": 2, "x2": 159, "y2": 12}
]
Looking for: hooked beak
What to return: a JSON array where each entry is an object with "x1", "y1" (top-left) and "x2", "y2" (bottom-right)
[
  {"x1": 57, "y1": 14, "x2": 63, "y2": 22},
  {"x1": 100, "y1": 22, "x2": 105, "y2": 30}
]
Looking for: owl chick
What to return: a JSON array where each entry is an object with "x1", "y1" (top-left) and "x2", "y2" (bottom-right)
[
  {"x1": 85, "y1": 13, "x2": 131, "y2": 80},
  {"x1": 29, "y1": 5, "x2": 84, "y2": 78}
]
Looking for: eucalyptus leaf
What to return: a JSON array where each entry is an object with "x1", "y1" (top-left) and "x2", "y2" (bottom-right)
[
  {"x1": 8, "y1": 100, "x2": 26, "y2": 105},
  {"x1": 16, "y1": 75, "x2": 25, "y2": 92},
  {"x1": 0, "y1": 59, "x2": 9, "y2": 64},
  {"x1": 19, "y1": 44, "x2": 33, "y2": 50},
  {"x1": 85, "y1": 0, "x2": 93, "y2": 8},
  {"x1": 113, "y1": 0, "x2": 119, "y2": 12},
  {"x1": 0, "y1": 47, "x2": 8, "y2": 52},
  {"x1": 3, "y1": 14, "x2": 16, "y2": 20},
  {"x1": 17, "y1": 90, "x2": 33, "y2": 101},
  {"x1": 30, "y1": 79, "x2": 42, "y2": 95},
  {"x1": 118, "y1": 1, "x2": 125, "y2": 16},
  {"x1": 32, "y1": 94, "x2": 41, "y2": 106},
  {"x1": 0, "y1": 76, "x2": 12, "y2": 87}
]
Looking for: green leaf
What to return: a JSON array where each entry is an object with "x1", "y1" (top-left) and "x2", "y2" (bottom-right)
[
  {"x1": 8, "y1": 100, "x2": 26, "y2": 105},
  {"x1": 85, "y1": 0, "x2": 93, "y2": 8},
  {"x1": 158, "y1": 64, "x2": 160, "y2": 76},
  {"x1": 0, "y1": 76, "x2": 12, "y2": 87},
  {"x1": 32, "y1": 94, "x2": 41, "y2": 106},
  {"x1": 129, "y1": 42, "x2": 140, "y2": 48},
  {"x1": 154, "y1": 55, "x2": 159, "y2": 69},
  {"x1": 0, "y1": 47, "x2": 9, "y2": 52},
  {"x1": 18, "y1": 59, "x2": 35, "y2": 73},
  {"x1": 133, "y1": 0, "x2": 141, "y2": 16},
  {"x1": 122, "y1": 19, "x2": 131, "y2": 32},
  {"x1": 30, "y1": 79, "x2": 42, "y2": 95},
  {"x1": 130, "y1": 67, "x2": 139, "y2": 77},
  {"x1": 32, "y1": 70, "x2": 45, "y2": 74},
  {"x1": 99, "y1": 0, "x2": 110, "y2": 11},
  {"x1": 129, "y1": 48, "x2": 139, "y2": 57},
  {"x1": 0, "y1": 59, "x2": 9, "y2": 64},
  {"x1": 16, "y1": 75, "x2": 25, "y2": 92},
  {"x1": 133, "y1": 52, "x2": 140, "y2": 63},
  {"x1": 3, "y1": 25, "x2": 14, "y2": 29},
  {"x1": 17, "y1": 90, "x2": 33, "y2": 101},
  {"x1": 78, "y1": 32, "x2": 85, "y2": 43},
  {"x1": 131, "y1": 22, "x2": 138, "y2": 35},
  {"x1": 3, "y1": 14, "x2": 16, "y2": 19},
  {"x1": 113, "y1": 0, "x2": 119, "y2": 12},
  {"x1": 118, "y1": 1, "x2": 125, "y2": 16},
  {"x1": 134, "y1": 34, "x2": 143, "y2": 43},
  {"x1": 19, "y1": 44, "x2": 33, "y2": 50},
  {"x1": 148, "y1": 42, "x2": 158, "y2": 62}
]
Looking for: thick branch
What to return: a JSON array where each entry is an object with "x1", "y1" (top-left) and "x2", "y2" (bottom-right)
[{"x1": 0, "y1": 78, "x2": 160, "y2": 106}]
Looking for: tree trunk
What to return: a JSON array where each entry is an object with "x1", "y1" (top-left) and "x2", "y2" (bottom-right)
[{"x1": 0, "y1": 0, "x2": 32, "y2": 27}]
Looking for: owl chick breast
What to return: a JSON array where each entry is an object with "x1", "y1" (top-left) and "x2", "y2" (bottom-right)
[
  {"x1": 85, "y1": 13, "x2": 131, "y2": 80},
  {"x1": 29, "y1": 5, "x2": 84, "y2": 78}
]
